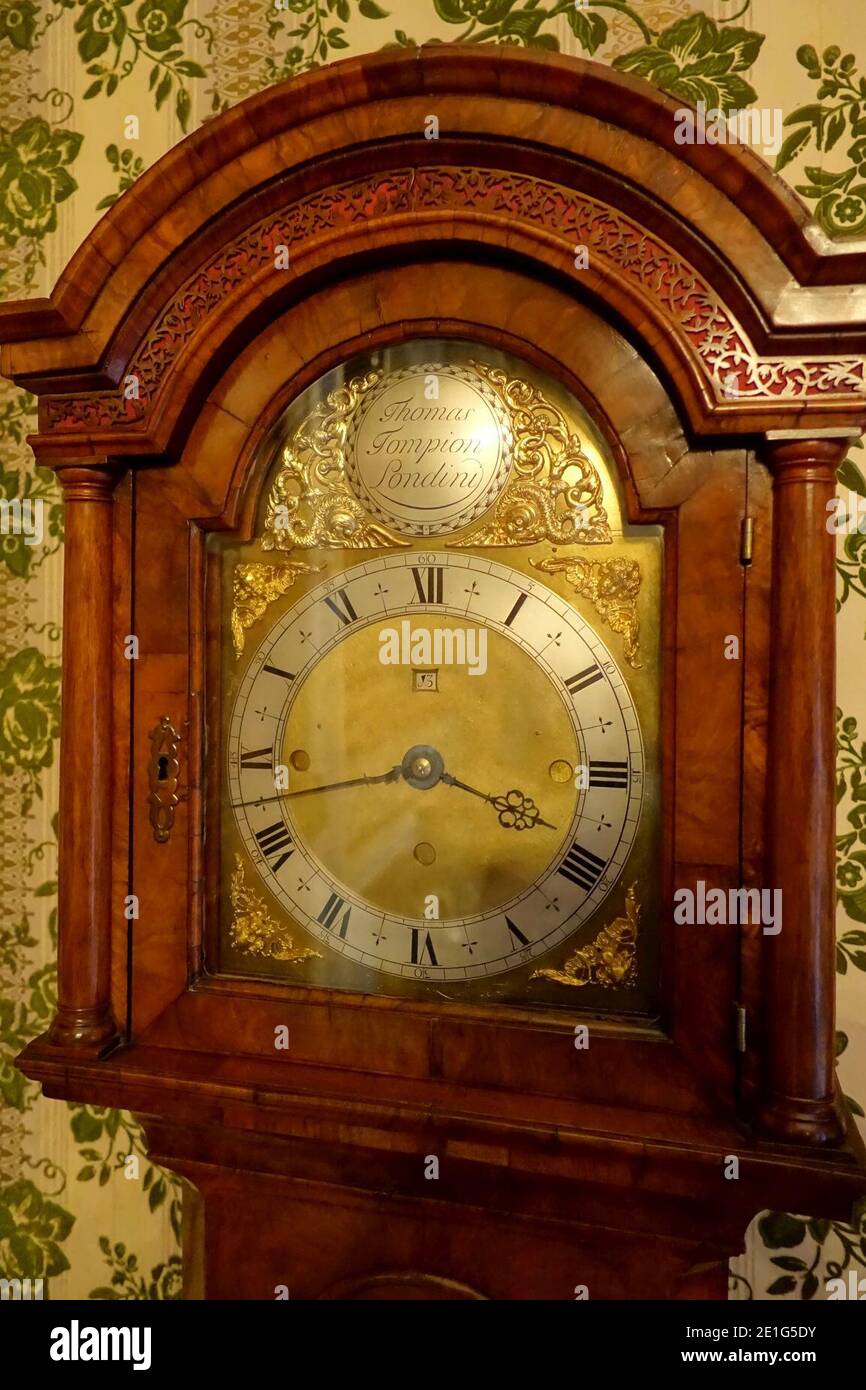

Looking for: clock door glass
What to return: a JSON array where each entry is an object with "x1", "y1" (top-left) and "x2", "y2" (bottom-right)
[{"x1": 210, "y1": 340, "x2": 662, "y2": 1013}]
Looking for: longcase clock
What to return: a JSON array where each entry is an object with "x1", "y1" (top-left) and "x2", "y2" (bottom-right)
[{"x1": 4, "y1": 46, "x2": 866, "y2": 1300}]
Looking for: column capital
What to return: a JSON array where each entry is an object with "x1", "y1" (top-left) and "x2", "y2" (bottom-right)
[
  {"x1": 760, "y1": 434, "x2": 856, "y2": 484},
  {"x1": 53, "y1": 461, "x2": 123, "y2": 500}
]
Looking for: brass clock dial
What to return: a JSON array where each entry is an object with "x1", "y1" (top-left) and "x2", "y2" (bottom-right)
[
  {"x1": 214, "y1": 339, "x2": 661, "y2": 1010},
  {"x1": 226, "y1": 552, "x2": 643, "y2": 984}
]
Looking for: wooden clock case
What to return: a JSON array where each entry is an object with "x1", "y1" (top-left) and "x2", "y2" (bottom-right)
[{"x1": 3, "y1": 45, "x2": 866, "y2": 1300}]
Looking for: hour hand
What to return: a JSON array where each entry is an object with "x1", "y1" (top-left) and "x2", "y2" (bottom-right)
[
  {"x1": 489, "y1": 787, "x2": 557, "y2": 831},
  {"x1": 440, "y1": 773, "x2": 556, "y2": 831}
]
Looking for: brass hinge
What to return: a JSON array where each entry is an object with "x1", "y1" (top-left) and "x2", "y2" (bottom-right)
[
  {"x1": 740, "y1": 516, "x2": 754, "y2": 566},
  {"x1": 734, "y1": 1003, "x2": 747, "y2": 1054}
]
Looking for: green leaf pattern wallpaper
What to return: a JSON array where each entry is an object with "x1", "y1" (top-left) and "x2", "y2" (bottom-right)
[{"x1": 0, "y1": 0, "x2": 864, "y2": 1300}]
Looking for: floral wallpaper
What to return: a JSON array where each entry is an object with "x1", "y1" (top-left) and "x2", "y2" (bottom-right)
[{"x1": 0, "y1": 0, "x2": 864, "y2": 1301}]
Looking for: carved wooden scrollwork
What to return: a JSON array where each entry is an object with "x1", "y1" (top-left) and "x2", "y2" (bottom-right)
[{"x1": 43, "y1": 168, "x2": 865, "y2": 437}]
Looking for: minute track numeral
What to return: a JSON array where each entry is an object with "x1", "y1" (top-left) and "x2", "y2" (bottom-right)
[
  {"x1": 565, "y1": 665, "x2": 603, "y2": 695},
  {"x1": 559, "y1": 841, "x2": 606, "y2": 892},
  {"x1": 411, "y1": 565, "x2": 444, "y2": 604},
  {"x1": 323, "y1": 587, "x2": 359, "y2": 626},
  {"x1": 589, "y1": 760, "x2": 629, "y2": 789},
  {"x1": 254, "y1": 820, "x2": 294, "y2": 872},
  {"x1": 240, "y1": 747, "x2": 273, "y2": 770}
]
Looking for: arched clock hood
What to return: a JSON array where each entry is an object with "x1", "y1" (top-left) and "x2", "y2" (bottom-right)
[{"x1": 1, "y1": 44, "x2": 864, "y2": 450}]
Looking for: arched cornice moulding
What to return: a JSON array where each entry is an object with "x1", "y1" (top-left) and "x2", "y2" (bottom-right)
[{"x1": 0, "y1": 43, "x2": 865, "y2": 457}]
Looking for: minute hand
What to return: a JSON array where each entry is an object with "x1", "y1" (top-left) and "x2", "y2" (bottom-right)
[
  {"x1": 232, "y1": 765, "x2": 402, "y2": 810},
  {"x1": 440, "y1": 772, "x2": 556, "y2": 831}
]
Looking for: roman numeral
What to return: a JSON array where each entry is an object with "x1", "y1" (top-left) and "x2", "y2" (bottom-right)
[
  {"x1": 262, "y1": 664, "x2": 294, "y2": 682},
  {"x1": 409, "y1": 928, "x2": 438, "y2": 967},
  {"x1": 240, "y1": 747, "x2": 273, "y2": 770},
  {"x1": 559, "y1": 841, "x2": 606, "y2": 892},
  {"x1": 254, "y1": 820, "x2": 294, "y2": 872},
  {"x1": 412, "y1": 566, "x2": 444, "y2": 604},
  {"x1": 589, "y1": 760, "x2": 629, "y2": 789},
  {"x1": 317, "y1": 892, "x2": 351, "y2": 938},
  {"x1": 565, "y1": 665, "x2": 603, "y2": 695},
  {"x1": 505, "y1": 916, "x2": 529, "y2": 948},
  {"x1": 323, "y1": 588, "x2": 359, "y2": 626},
  {"x1": 504, "y1": 592, "x2": 528, "y2": 627}
]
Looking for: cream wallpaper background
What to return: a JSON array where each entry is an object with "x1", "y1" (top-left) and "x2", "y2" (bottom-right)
[{"x1": 1, "y1": 0, "x2": 864, "y2": 1300}]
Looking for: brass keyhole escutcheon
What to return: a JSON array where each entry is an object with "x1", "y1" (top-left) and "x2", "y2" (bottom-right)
[{"x1": 147, "y1": 715, "x2": 185, "y2": 844}]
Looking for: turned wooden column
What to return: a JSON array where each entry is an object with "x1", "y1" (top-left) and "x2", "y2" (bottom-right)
[
  {"x1": 758, "y1": 436, "x2": 851, "y2": 1143},
  {"x1": 47, "y1": 464, "x2": 123, "y2": 1055}
]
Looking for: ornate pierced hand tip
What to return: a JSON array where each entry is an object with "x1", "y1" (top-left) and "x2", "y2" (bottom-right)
[
  {"x1": 441, "y1": 768, "x2": 556, "y2": 829},
  {"x1": 491, "y1": 789, "x2": 555, "y2": 831}
]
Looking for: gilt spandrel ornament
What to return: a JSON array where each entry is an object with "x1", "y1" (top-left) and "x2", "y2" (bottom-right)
[
  {"x1": 231, "y1": 560, "x2": 319, "y2": 657},
  {"x1": 531, "y1": 884, "x2": 639, "y2": 989},
  {"x1": 262, "y1": 371, "x2": 408, "y2": 552},
  {"x1": 448, "y1": 362, "x2": 612, "y2": 548},
  {"x1": 533, "y1": 553, "x2": 643, "y2": 668},
  {"x1": 229, "y1": 855, "x2": 321, "y2": 965}
]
